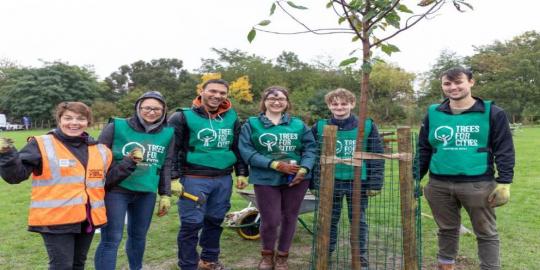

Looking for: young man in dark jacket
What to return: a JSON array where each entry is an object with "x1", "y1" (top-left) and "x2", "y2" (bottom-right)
[
  {"x1": 311, "y1": 88, "x2": 385, "y2": 268},
  {"x1": 418, "y1": 67, "x2": 515, "y2": 270},
  {"x1": 168, "y1": 79, "x2": 249, "y2": 270}
]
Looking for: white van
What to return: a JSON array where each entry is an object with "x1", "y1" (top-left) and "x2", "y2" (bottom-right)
[{"x1": 0, "y1": 114, "x2": 6, "y2": 130}]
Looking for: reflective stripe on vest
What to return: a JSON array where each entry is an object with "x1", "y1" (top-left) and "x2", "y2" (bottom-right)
[
  {"x1": 29, "y1": 135, "x2": 111, "y2": 226},
  {"x1": 30, "y1": 196, "x2": 85, "y2": 208}
]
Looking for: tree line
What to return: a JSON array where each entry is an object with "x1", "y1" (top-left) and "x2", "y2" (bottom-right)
[{"x1": 0, "y1": 31, "x2": 538, "y2": 126}]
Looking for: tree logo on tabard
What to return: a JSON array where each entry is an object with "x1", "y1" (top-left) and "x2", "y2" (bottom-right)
[
  {"x1": 335, "y1": 140, "x2": 343, "y2": 154},
  {"x1": 259, "y1": 133, "x2": 278, "y2": 151},
  {"x1": 434, "y1": 126, "x2": 454, "y2": 146},
  {"x1": 197, "y1": 128, "x2": 217, "y2": 147},
  {"x1": 122, "y1": 142, "x2": 146, "y2": 157}
]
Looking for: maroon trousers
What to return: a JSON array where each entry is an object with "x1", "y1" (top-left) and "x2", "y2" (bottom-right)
[{"x1": 254, "y1": 180, "x2": 309, "y2": 252}]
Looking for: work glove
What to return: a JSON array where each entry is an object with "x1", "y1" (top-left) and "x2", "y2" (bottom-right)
[
  {"x1": 0, "y1": 137, "x2": 14, "y2": 154},
  {"x1": 171, "y1": 180, "x2": 184, "y2": 197},
  {"x1": 129, "y1": 147, "x2": 144, "y2": 163},
  {"x1": 157, "y1": 195, "x2": 171, "y2": 217},
  {"x1": 270, "y1": 161, "x2": 300, "y2": 175},
  {"x1": 367, "y1": 190, "x2": 381, "y2": 197},
  {"x1": 288, "y1": 167, "x2": 308, "y2": 187},
  {"x1": 236, "y1": 176, "x2": 248, "y2": 190},
  {"x1": 487, "y1": 183, "x2": 510, "y2": 208}
]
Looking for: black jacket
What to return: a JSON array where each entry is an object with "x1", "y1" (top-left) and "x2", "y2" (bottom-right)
[
  {"x1": 0, "y1": 129, "x2": 117, "y2": 233},
  {"x1": 311, "y1": 115, "x2": 385, "y2": 190},
  {"x1": 168, "y1": 105, "x2": 248, "y2": 178},
  {"x1": 418, "y1": 97, "x2": 515, "y2": 183}
]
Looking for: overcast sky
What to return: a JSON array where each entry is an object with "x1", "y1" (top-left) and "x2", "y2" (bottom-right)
[{"x1": 1, "y1": 0, "x2": 538, "y2": 79}]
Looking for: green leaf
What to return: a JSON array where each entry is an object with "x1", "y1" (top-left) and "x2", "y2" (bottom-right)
[
  {"x1": 326, "y1": 1, "x2": 333, "y2": 8},
  {"x1": 258, "y1": 20, "x2": 271, "y2": 26},
  {"x1": 352, "y1": 35, "x2": 360, "y2": 42},
  {"x1": 361, "y1": 62, "x2": 372, "y2": 74},
  {"x1": 381, "y1": 43, "x2": 400, "y2": 56},
  {"x1": 364, "y1": 10, "x2": 377, "y2": 22},
  {"x1": 384, "y1": 11, "x2": 401, "y2": 29},
  {"x1": 338, "y1": 16, "x2": 346, "y2": 24},
  {"x1": 349, "y1": 0, "x2": 361, "y2": 9},
  {"x1": 339, "y1": 57, "x2": 358, "y2": 67},
  {"x1": 270, "y1": 3, "x2": 277, "y2": 15},
  {"x1": 397, "y1": 4, "x2": 413, "y2": 13},
  {"x1": 247, "y1": 28, "x2": 256, "y2": 43},
  {"x1": 287, "y1": 1, "x2": 308, "y2": 10}
]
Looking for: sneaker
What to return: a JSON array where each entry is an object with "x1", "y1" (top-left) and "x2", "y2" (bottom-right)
[{"x1": 197, "y1": 260, "x2": 229, "y2": 270}]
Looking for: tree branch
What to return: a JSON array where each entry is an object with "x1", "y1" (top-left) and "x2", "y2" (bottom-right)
[
  {"x1": 367, "y1": 0, "x2": 401, "y2": 29},
  {"x1": 371, "y1": 1, "x2": 445, "y2": 47},
  {"x1": 340, "y1": 0, "x2": 365, "y2": 42},
  {"x1": 276, "y1": 1, "x2": 315, "y2": 33},
  {"x1": 254, "y1": 27, "x2": 354, "y2": 35}
]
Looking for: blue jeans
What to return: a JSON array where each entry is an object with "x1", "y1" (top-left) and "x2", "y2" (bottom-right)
[
  {"x1": 329, "y1": 181, "x2": 369, "y2": 260},
  {"x1": 177, "y1": 175, "x2": 232, "y2": 270},
  {"x1": 94, "y1": 191, "x2": 156, "y2": 270}
]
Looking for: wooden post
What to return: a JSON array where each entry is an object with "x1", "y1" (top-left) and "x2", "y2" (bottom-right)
[
  {"x1": 315, "y1": 125, "x2": 337, "y2": 270},
  {"x1": 397, "y1": 127, "x2": 418, "y2": 270}
]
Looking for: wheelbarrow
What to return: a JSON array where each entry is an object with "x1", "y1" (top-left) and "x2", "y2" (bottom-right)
[{"x1": 224, "y1": 190, "x2": 317, "y2": 240}]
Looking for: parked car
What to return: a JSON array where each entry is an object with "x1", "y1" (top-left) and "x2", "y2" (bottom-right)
[
  {"x1": 0, "y1": 114, "x2": 6, "y2": 130},
  {"x1": 6, "y1": 122, "x2": 24, "y2": 131}
]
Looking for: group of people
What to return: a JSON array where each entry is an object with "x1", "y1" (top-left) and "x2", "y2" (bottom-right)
[{"x1": 0, "y1": 66, "x2": 514, "y2": 270}]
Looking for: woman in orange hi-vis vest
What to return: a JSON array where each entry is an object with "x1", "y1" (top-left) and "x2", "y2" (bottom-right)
[{"x1": 0, "y1": 102, "x2": 119, "y2": 270}]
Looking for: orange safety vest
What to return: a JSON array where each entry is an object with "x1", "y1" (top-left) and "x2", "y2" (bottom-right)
[{"x1": 28, "y1": 135, "x2": 112, "y2": 227}]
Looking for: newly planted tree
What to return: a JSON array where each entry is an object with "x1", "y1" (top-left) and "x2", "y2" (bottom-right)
[{"x1": 248, "y1": 1, "x2": 471, "y2": 268}]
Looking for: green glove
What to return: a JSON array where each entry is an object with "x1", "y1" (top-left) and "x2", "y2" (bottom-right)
[
  {"x1": 0, "y1": 137, "x2": 14, "y2": 154},
  {"x1": 487, "y1": 183, "x2": 510, "y2": 207},
  {"x1": 157, "y1": 195, "x2": 171, "y2": 217},
  {"x1": 236, "y1": 176, "x2": 248, "y2": 189},
  {"x1": 171, "y1": 180, "x2": 184, "y2": 197},
  {"x1": 367, "y1": 190, "x2": 381, "y2": 197}
]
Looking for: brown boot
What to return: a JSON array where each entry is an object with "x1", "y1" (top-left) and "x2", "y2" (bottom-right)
[
  {"x1": 197, "y1": 260, "x2": 229, "y2": 270},
  {"x1": 274, "y1": 252, "x2": 289, "y2": 270},
  {"x1": 258, "y1": 250, "x2": 274, "y2": 270},
  {"x1": 437, "y1": 263, "x2": 455, "y2": 270}
]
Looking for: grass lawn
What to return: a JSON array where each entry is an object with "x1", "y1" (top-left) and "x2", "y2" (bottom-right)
[{"x1": 0, "y1": 127, "x2": 538, "y2": 269}]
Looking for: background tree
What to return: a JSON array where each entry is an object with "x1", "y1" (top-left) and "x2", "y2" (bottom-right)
[
  {"x1": 368, "y1": 61, "x2": 415, "y2": 124},
  {"x1": 0, "y1": 62, "x2": 102, "y2": 122},
  {"x1": 469, "y1": 31, "x2": 540, "y2": 123},
  {"x1": 106, "y1": 58, "x2": 197, "y2": 109}
]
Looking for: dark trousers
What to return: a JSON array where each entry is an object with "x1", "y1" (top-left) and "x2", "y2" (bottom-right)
[
  {"x1": 329, "y1": 181, "x2": 369, "y2": 260},
  {"x1": 177, "y1": 175, "x2": 232, "y2": 270},
  {"x1": 425, "y1": 178, "x2": 500, "y2": 270},
  {"x1": 41, "y1": 232, "x2": 94, "y2": 270},
  {"x1": 254, "y1": 180, "x2": 309, "y2": 253}
]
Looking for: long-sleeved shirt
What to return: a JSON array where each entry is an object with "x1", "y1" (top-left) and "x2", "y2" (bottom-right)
[
  {"x1": 417, "y1": 97, "x2": 515, "y2": 183},
  {"x1": 311, "y1": 114, "x2": 385, "y2": 190},
  {"x1": 239, "y1": 112, "x2": 317, "y2": 186}
]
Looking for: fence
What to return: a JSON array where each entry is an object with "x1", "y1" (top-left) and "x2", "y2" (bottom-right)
[{"x1": 309, "y1": 126, "x2": 421, "y2": 270}]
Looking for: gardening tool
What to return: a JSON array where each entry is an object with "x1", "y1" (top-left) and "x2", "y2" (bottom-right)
[
  {"x1": 181, "y1": 190, "x2": 206, "y2": 206},
  {"x1": 172, "y1": 180, "x2": 207, "y2": 206}
]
